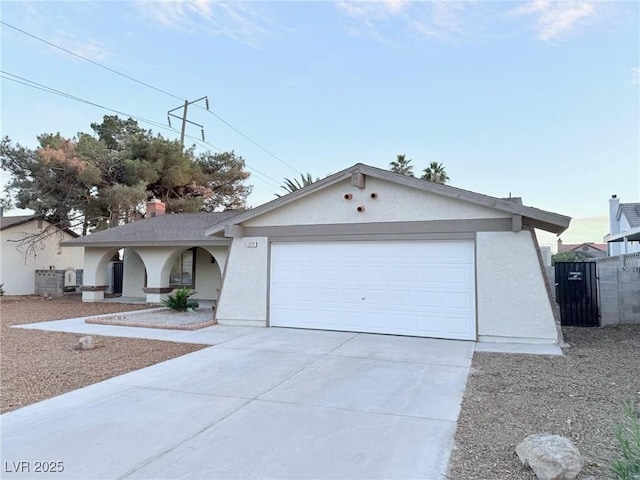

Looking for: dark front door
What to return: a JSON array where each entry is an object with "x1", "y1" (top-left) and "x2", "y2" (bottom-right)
[
  {"x1": 112, "y1": 262, "x2": 124, "y2": 296},
  {"x1": 555, "y1": 262, "x2": 599, "y2": 327}
]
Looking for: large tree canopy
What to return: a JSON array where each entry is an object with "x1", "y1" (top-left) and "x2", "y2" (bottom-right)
[{"x1": 1, "y1": 115, "x2": 252, "y2": 236}]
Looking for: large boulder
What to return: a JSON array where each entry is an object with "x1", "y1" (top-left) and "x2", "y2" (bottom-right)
[
  {"x1": 516, "y1": 433, "x2": 582, "y2": 480},
  {"x1": 74, "y1": 336, "x2": 95, "y2": 351}
]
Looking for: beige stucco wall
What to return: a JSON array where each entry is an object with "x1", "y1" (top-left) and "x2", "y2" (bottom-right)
[
  {"x1": 190, "y1": 247, "x2": 222, "y2": 301},
  {"x1": 217, "y1": 230, "x2": 559, "y2": 342},
  {"x1": 476, "y1": 230, "x2": 558, "y2": 343},
  {"x1": 121, "y1": 246, "x2": 226, "y2": 300},
  {"x1": 0, "y1": 221, "x2": 84, "y2": 295},
  {"x1": 244, "y1": 177, "x2": 509, "y2": 227},
  {"x1": 215, "y1": 237, "x2": 268, "y2": 326},
  {"x1": 214, "y1": 178, "x2": 558, "y2": 343},
  {"x1": 122, "y1": 248, "x2": 146, "y2": 297}
]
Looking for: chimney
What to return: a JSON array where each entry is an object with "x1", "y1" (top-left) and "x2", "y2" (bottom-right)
[
  {"x1": 609, "y1": 195, "x2": 620, "y2": 235},
  {"x1": 557, "y1": 238, "x2": 563, "y2": 253},
  {"x1": 146, "y1": 199, "x2": 166, "y2": 217}
]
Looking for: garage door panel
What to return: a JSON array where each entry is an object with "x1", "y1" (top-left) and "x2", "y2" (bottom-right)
[
  {"x1": 270, "y1": 241, "x2": 476, "y2": 340},
  {"x1": 444, "y1": 291, "x2": 473, "y2": 309},
  {"x1": 442, "y1": 314, "x2": 473, "y2": 336},
  {"x1": 443, "y1": 266, "x2": 473, "y2": 284}
]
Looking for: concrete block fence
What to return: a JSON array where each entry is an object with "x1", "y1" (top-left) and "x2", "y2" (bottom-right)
[
  {"x1": 35, "y1": 269, "x2": 83, "y2": 297},
  {"x1": 596, "y1": 253, "x2": 640, "y2": 325}
]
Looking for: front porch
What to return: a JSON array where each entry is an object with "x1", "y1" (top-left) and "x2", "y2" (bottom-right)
[{"x1": 80, "y1": 245, "x2": 229, "y2": 304}]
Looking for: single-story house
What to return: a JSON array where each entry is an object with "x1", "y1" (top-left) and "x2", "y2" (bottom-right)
[
  {"x1": 65, "y1": 163, "x2": 571, "y2": 344},
  {"x1": 605, "y1": 195, "x2": 640, "y2": 255},
  {"x1": 556, "y1": 239, "x2": 607, "y2": 259},
  {"x1": 1, "y1": 215, "x2": 84, "y2": 295}
]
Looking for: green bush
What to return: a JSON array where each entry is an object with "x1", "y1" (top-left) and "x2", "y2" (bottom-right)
[
  {"x1": 163, "y1": 287, "x2": 199, "y2": 312},
  {"x1": 612, "y1": 401, "x2": 640, "y2": 480}
]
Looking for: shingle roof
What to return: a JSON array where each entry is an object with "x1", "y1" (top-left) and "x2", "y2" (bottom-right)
[
  {"x1": 63, "y1": 211, "x2": 241, "y2": 247},
  {"x1": 205, "y1": 163, "x2": 571, "y2": 236},
  {"x1": 1, "y1": 215, "x2": 79, "y2": 237},
  {"x1": 0, "y1": 215, "x2": 38, "y2": 230},
  {"x1": 619, "y1": 203, "x2": 640, "y2": 228}
]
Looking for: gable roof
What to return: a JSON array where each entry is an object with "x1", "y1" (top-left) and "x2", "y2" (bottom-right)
[
  {"x1": 559, "y1": 242, "x2": 607, "y2": 253},
  {"x1": 205, "y1": 163, "x2": 571, "y2": 236},
  {"x1": 1, "y1": 215, "x2": 79, "y2": 237},
  {"x1": 63, "y1": 211, "x2": 241, "y2": 247},
  {"x1": 0, "y1": 215, "x2": 37, "y2": 230},
  {"x1": 618, "y1": 203, "x2": 640, "y2": 228}
]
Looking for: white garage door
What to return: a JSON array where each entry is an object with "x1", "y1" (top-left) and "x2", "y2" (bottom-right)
[{"x1": 269, "y1": 240, "x2": 476, "y2": 340}]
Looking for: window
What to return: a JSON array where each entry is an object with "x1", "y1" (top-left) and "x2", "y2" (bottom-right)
[{"x1": 170, "y1": 249, "x2": 195, "y2": 287}]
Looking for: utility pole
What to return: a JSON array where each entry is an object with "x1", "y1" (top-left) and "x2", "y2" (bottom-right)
[{"x1": 167, "y1": 96, "x2": 209, "y2": 149}]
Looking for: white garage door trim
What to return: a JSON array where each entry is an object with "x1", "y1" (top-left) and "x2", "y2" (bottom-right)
[{"x1": 269, "y1": 240, "x2": 476, "y2": 340}]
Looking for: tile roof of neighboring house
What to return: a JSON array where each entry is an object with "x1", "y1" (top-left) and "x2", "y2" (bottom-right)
[
  {"x1": 0, "y1": 215, "x2": 79, "y2": 237},
  {"x1": 63, "y1": 211, "x2": 241, "y2": 247},
  {"x1": 619, "y1": 203, "x2": 640, "y2": 228},
  {"x1": 559, "y1": 242, "x2": 607, "y2": 252}
]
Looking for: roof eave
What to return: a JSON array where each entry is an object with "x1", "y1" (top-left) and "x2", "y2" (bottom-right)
[
  {"x1": 605, "y1": 227, "x2": 640, "y2": 243},
  {"x1": 206, "y1": 163, "x2": 572, "y2": 236},
  {"x1": 61, "y1": 238, "x2": 232, "y2": 248}
]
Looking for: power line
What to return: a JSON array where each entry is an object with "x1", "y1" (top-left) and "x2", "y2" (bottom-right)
[
  {"x1": 1, "y1": 21, "x2": 303, "y2": 175},
  {"x1": 0, "y1": 21, "x2": 183, "y2": 102},
  {"x1": 0, "y1": 72, "x2": 283, "y2": 190},
  {"x1": 185, "y1": 135, "x2": 283, "y2": 189},
  {"x1": 199, "y1": 108, "x2": 303, "y2": 175},
  {"x1": 1, "y1": 72, "x2": 175, "y2": 134}
]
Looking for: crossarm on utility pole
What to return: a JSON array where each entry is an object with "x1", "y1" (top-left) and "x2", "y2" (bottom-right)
[{"x1": 167, "y1": 96, "x2": 210, "y2": 149}]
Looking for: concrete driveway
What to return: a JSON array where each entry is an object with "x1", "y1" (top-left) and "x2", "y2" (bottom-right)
[{"x1": 1, "y1": 327, "x2": 474, "y2": 480}]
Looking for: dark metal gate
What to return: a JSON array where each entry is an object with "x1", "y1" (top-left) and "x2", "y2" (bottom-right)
[
  {"x1": 112, "y1": 262, "x2": 124, "y2": 296},
  {"x1": 554, "y1": 262, "x2": 599, "y2": 327}
]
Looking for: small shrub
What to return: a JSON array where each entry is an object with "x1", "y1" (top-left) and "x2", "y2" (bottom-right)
[
  {"x1": 163, "y1": 287, "x2": 199, "y2": 312},
  {"x1": 612, "y1": 401, "x2": 640, "y2": 480}
]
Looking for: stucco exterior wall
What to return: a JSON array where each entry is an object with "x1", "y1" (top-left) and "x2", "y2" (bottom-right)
[
  {"x1": 122, "y1": 248, "x2": 146, "y2": 297},
  {"x1": 244, "y1": 178, "x2": 509, "y2": 227},
  {"x1": 215, "y1": 237, "x2": 268, "y2": 326},
  {"x1": 476, "y1": 230, "x2": 558, "y2": 343},
  {"x1": 0, "y1": 221, "x2": 83, "y2": 295},
  {"x1": 120, "y1": 246, "x2": 227, "y2": 300},
  {"x1": 191, "y1": 247, "x2": 222, "y2": 301}
]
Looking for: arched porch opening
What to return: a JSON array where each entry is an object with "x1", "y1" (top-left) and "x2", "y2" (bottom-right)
[{"x1": 164, "y1": 247, "x2": 223, "y2": 301}]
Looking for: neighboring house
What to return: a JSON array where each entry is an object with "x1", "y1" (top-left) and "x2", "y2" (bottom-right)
[
  {"x1": 556, "y1": 239, "x2": 607, "y2": 259},
  {"x1": 605, "y1": 195, "x2": 640, "y2": 256},
  {"x1": 0, "y1": 215, "x2": 84, "y2": 295},
  {"x1": 65, "y1": 163, "x2": 571, "y2": 345}
]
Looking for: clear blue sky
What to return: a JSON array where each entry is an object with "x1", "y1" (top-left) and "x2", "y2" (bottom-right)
[{"x1": 1, "y1": 1, "x2": 638, "y2": 249}]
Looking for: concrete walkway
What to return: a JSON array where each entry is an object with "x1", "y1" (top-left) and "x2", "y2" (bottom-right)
[
  {"x1": 13, "y1": 313, "x2": 563, "y2": 355},
  {"x1": 1, "y1": 327, "x2": 474, "y2": 480}
]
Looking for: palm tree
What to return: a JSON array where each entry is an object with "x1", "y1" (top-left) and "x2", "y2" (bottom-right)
[
  {"x1": 276, "y1": 173, "x2": 318, "y2": 197},
  {"x1": 389, "y1": 154, "x2": 414, "y2": 177},
  {"x1": 421, "y1": 162, "x2": 449, "y2": 184}
]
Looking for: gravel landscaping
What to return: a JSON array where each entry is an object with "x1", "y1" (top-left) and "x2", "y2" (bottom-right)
[
  {"x1": 448, "y1": 325, "x2": 640, "y2": 480},
  {"x1": 0, "y1": 295, "x2": 206, "y2": 414},
  {"x1": 2, "y1": 295, "x2": 638, "y2": 479}
]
